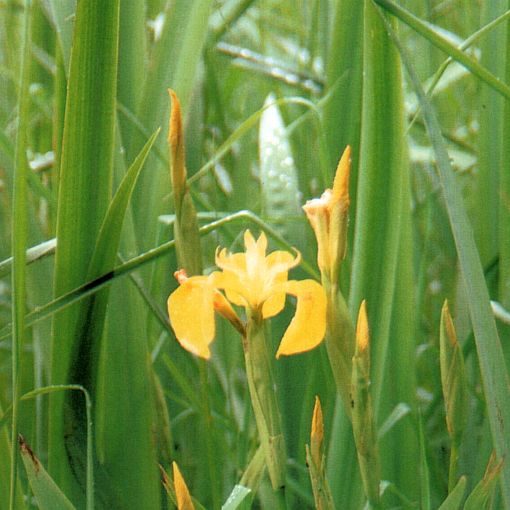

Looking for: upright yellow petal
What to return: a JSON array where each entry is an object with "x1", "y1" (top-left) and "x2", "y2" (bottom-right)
[
  {"x1": 244, "y1": 230, "x2": 268, "y2": 278},
  {"x1": 167, "y1": 276, "x2": 215, "y2": 359},
  {"x1": 172, "y1": 462, "x2": 195, "y2": 510},
  {"x1": 275, "y1": 280, "x2": 327, "y2": 358}
]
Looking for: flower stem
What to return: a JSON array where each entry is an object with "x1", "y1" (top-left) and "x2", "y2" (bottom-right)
[
  {"x1": 323, "y1": 278, "x2": 355, "y2": 414},
  {"x1": 243, "y1": 309, "x2": 287, "y2": 493}
]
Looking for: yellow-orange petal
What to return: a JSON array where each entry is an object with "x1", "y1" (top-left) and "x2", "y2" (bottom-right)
[
  {"x1": 167, "y1": 276, "x2": 215, "y2": 359},
  {"x1": 244, "y1": 230, "x2": 267, "y2": 273},
  {"x1": 275, "y1": 279, "x2": 327, "y2": 358},
  {"x1": 172, "y1": 462, "x2": 195, "y2": 510},
  {"x1": 210, "y1": 270, "x2": 247, "y2": 307},
  {"x1": 261, "y1": 250, "x2": 295, "y2": 318},
  {"x1": 215, "y1": 249, "x2": 246, "y2": 275}
]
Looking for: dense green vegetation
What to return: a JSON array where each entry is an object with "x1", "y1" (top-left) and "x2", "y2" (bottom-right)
[{"x1": 1, "y1": 1, "x2": 510, "y2": 508}]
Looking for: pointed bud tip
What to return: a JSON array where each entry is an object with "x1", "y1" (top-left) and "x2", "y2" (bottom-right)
[
  {"x1": 172, "y1": 462, "x2": 195, "y2": 510},
  {"x1": 356, "y1": 300, "x2": 369, "y2": 352},
  {"x1": 441, "y1": 299, "x2": 458, "y2": 347},
  {"x1": 311, "y1": 396, "x2": 324, "y2": 443},
  {"x1": 331, "y1": 145, "x2": 351, "y2": 208},
  {"x1": 168, "y1": 89, "x2": 182, "y2": 144}
]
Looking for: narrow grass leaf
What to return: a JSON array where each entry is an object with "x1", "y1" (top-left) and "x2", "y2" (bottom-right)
[
  {"x1": 464, "y1": 452, "x2": 504, "y2": 510},
  {"x1": 49, "y1": 0, "x2": 119, "y2": 502},
  {"x1": 350, "y1": 0, "x2": 408, "y2": 411},
  {"x1": 382, "y1": 10, "x2": 510, "y2": 508},
  {"x1": 437, "y1": 476, "x2": 466, "y2": 510},
  {"x1": 19, "y1": 435, "x2": 76, "y2": 510},
  {"x1": 221, "y1": 485, "x2": 251, "y2": 510},
  {"x1": 41, "y1": 0, "x2": 75, "y2": 75},
  {"x1": 10, "y1": 1, "x2": 33, "y2": 507},
  {"x1": 88, "y1": 128, "x2": 160, "y2": 279},
  {"x1": 473, "y1": 2, "x2": 508, "y2": 267},
  {"x1": 418, "y1": 414, "x2": 431, "y2": 510}
]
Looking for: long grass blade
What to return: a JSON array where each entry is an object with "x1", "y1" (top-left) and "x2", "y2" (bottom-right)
[
  {"x1": 9, "y1": 1, "x2": 33, "y2": 508},
  {"x1": 48, "y1": 0, "x2": 120, "y2": 503}
]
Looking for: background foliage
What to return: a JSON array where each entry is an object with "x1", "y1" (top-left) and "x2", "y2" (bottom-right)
[{"x1": 1, "y1": 0, "x2": 510, "y2": 508}]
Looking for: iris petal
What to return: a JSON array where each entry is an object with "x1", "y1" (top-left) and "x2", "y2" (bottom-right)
[
  {"x1": 167, "y1": 276, "x2": 215, "y2": 359},
  {"x1": 261, "y1": 251, "x2": 293, "y2": 318},
  {"x1": 275, "y1": 279, "x2": 327, "y2": 358},
  {"x1": 210, "y1": 270, "x2": 247, "y2": 306}
]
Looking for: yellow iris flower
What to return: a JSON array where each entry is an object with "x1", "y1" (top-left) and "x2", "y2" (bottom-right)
[{"x1": 167, "y1": 230, "x2": 327, "y2": 359}]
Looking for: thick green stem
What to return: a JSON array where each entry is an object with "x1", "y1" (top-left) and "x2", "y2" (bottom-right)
[
  {"x1": 243, "y1": 309, "x2": 286, "y2": 497},
  {"x1": 323, "y1": 279, "x2": 355, "y2": 415}
]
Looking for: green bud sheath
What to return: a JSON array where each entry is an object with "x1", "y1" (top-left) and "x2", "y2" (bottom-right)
[
  {"x1": 306, "y1": 397, "x2": 335, "y2": 510},
  {"x1": 168, "y1": 89, "x2": 202, "y2": 276},
  {"x1": 440, "y1": 301, "x2": 468, "y2": 490},
  {"x1": 351, "y1": 301, "x2": 381, "y2": 508}
]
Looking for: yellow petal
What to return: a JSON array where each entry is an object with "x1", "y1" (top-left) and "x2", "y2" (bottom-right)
[
  {"x1": 215, "y1": 249, "x2": 246, "y2": 275},
  {"x1": 244, "y1": 230, "x2": 267, "y2": 276},
  {"x1": 211, "y1": 270, "x2": 246, "y2": 307},
  {"x1": 275, "y1": 280, "x2": 327, "y2": 358},
  {"x1": 167, "y1": 276, "x2": 215, "y2": 359},
  {"x1": 261, "y1": 250, "x2": 294, "y2": 318},
  {"x1": 172, "y1": 462, "x2": 195, "y2": 510}
]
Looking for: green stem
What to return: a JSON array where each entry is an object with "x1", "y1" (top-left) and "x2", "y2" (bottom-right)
[
  {"x1": 199, "y1": 360, "x2": 220, "y2": 509},
  {"x1": 323, "y1": 279, "x2": 355, "y2": 415},
  {"x1": 448, "y1": 443, "x2": 459, "y2": 492},
  {"x1": 243, "y1": 309, "x2": 287, "y2": 493}
]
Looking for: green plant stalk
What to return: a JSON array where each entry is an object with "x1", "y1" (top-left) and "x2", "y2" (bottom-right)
[
  {"x1": 243, "y1": 309, "x2": 286, "y2": 506},
  {"x1": 10, "y1": 1, "x2": 32, "y2": 508},
  {"x1": 199, "y1": 360, "x2": 221, "y2": 510},
  {"x1": 322, "y1": 277, "x2": 354, "y2": 414}
]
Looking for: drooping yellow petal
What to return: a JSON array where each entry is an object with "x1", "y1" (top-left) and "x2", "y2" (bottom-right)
[
  {"x1": 275, "y1": 279, "x2": 327, "y2": 358},
  {"x1": 167, "y1": 276, "x2": 215, "y2": 359},
  {"x1": 172, "y1": 462, "x2": 195, "y2": 510}
]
